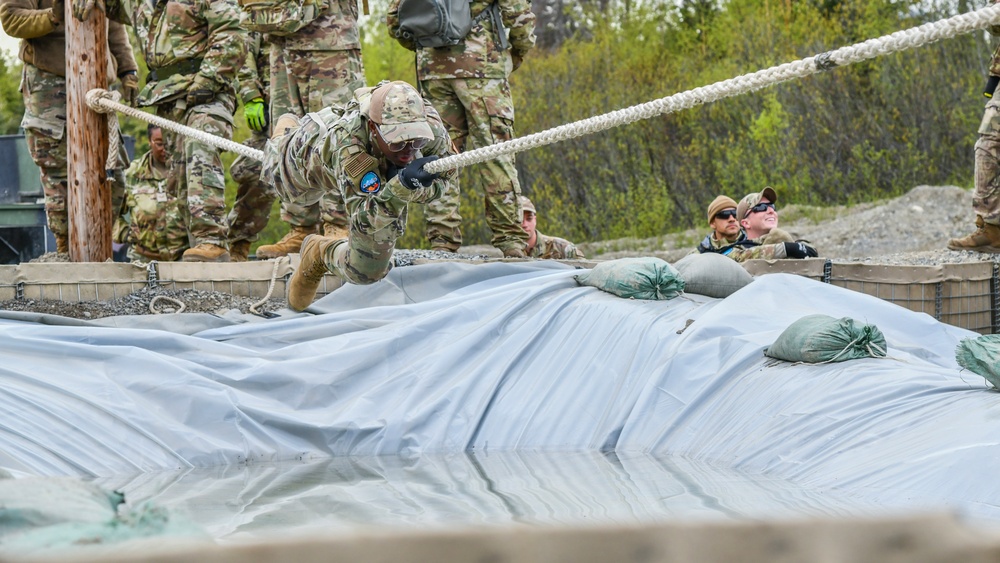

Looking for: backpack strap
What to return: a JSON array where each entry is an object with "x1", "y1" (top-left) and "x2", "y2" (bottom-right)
[{"x1": 473, "y1": 1, "x2": 509, "y2": 50}]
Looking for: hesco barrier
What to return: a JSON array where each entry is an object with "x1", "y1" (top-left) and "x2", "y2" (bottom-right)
[
  {"x1": 0, "y1": 258, "x2": 995, "y2": 334},
  {"x1": 743, "y1": 258, "x2": 999, "y2": 335}
]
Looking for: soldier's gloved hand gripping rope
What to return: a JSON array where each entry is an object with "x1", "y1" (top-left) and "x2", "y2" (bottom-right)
[{"x1": 397, "y1": 155, "x2": 440, "y2": 189}]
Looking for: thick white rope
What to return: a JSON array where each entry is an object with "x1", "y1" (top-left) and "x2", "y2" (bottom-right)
[
  {"x1": 84, "y1": 89, "x2": 264, "y2": 161},
  {"x1": 424, "y1": 3, "x2": 1000, "y2": 174},
  {"x1": 85, "y1": 4, "x2": 1000, "y2": 172}
]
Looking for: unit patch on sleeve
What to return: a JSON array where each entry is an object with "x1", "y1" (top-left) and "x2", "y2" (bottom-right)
[{"x1": 360, "y1": 171, "x2": 382, "y2": 194}]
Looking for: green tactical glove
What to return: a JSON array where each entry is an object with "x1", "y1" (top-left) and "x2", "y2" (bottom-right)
[
  {"x1": 120, "y1": 71, "x2": 139, "y2": 107},
  {"x1": 244, "y1": 97, "x2": 268, "y2": 132},
  {"x1": 185, "y1": 75, "x2": 217, "y2": 107}
]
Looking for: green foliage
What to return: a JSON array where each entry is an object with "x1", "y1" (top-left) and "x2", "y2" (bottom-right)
[{"x1": 0, "y1": 53, "x2": 23, "y2": 134}]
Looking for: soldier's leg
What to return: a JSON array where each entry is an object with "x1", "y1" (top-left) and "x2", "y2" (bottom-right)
[
  {"x1": 419, "y1": 79, "x2": 465, "y2": 251},
  {"x1": 180, "y1": 97, "x2": 234, "y2": 253},
  {"x1": 950, "y1": 100, "x2": 1000, "y2": 252},
  {"x1": 453, "y1": 77, "x2": 527, "y2": 254},
  {"x1": 21, "y1": 66, "x2": 69, "y2": 253},
  {"x1": 227, "y1": 131, "x2": 276, "y2": 259}
]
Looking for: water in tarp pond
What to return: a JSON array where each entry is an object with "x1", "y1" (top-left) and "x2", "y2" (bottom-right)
[{"x1": 88, "y1": 451, "x2": 899, "y2": 543}]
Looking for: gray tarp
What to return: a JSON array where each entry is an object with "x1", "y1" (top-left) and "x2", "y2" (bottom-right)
[{"x1": 1, "y1": 261, "x2": 997, "y2": 528}]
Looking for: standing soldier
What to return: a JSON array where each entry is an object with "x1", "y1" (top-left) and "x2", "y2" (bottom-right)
[
  {"x1": 74, "y1": 0, "x2": 248, "y2": 262},
  {"x1": 949, "y1": 4, "x2": 1000, "y2": 253},
  {"x1": 0, "y1": 0, "x2": 138, "y2": 256},
  {"x1": 387, "y1": 0, "x2": 537, "y2": 257},
  {"x1": 226, "y1": 31, "x2": 275, "y2": 261},
  {"x1": 252, "y1": 0, "x2": 366, "y2": 259}
]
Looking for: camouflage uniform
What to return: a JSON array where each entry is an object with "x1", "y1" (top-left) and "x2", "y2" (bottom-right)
[
  {"x1": 528, "y1": 231, "x2": 583, "y2": 259},
  {"x1": 698, "y1": 230, "x2": 789, "y2": 262},
  {"x1": 387, "y1": 0, "x2": 536, "y2": 255},
  {"x1": 114, "y1": 150, "x2": 189, "y2": 261},
  {"x1": 227, "y1": 31, "x2": 275, "y2": 247},
  {"x1": 108, "y1": 0, "x2": 247, "y2": 250},
  {"x1": 0, "y1": 0, "x2": 136, "y2": 249},
  {"x1": 268, "y1": 0, "x2": 365, "y2": 233},
  {"x1": 262, "y1": 83, "x2": 458, "y2": 285},
  {"x1": 976, "y1": 25, "x2": 1000, "y2": 226}
]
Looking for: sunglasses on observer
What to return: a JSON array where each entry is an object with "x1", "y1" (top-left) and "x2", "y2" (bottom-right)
[
  {"x1": 747, "y1": 201, "x2": 776, "y2": 215},
  {"x1": 714, "y1": 209, "x2": 738, "y2": 220},
  {"x1": 374, "y1": 124, "x2": 430, "y2": 152}
]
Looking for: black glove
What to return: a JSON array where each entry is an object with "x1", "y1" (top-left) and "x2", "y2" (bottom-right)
[
  {"x1": 783, "y1": 241, "x2": 818, "y2": 259},
  {"x1": 397, "y1": 155, "x2": 440, "y2": 190}
]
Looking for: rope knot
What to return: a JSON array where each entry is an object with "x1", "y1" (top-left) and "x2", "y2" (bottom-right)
[{"x1": 85, "y1": 88, "x2": 121, "y2": 114}]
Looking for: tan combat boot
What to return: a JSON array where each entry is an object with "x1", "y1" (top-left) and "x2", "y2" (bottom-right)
[
  {"x1": 255, "y1": 225, "x2": 320, "y2": 259},
  {"x1": 181, "y1": 243, "x2": 231, "y2": 262},
  {"x1": 288, "y1": 234, "x2": 341, "y2": 311},
  {"x1": 947, "y1": 216, "x2": 1000, "y2": 253},
  {"x1": 54, "y1": 233, "x2": 68, "y2": 254},
  {"x1": 229, "y1": 239, "x2": 251, "y2": 262},
  {"x1": 502, "y1": 247, "x2": 526, "y2": 258},
  {"x1": 323, "y1": 223, "x2": 349, "y2": 240}
]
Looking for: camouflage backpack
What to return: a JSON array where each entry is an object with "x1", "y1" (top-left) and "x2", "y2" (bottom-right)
[
  {"x1": 238, "y1": 0, "x2": 328, "y2": 36},
  {"x1": 394, "y1": 0, "x2": 500, "y2": 48}
]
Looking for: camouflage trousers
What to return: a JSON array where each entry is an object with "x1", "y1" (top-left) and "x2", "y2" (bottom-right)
[
  {"x1": 155, "y1": 93, "x2": 235, "y2": 247},
  {"x1": 419, "y1": 77, "x2": 527, "y2": 253},
  {"x1": 21, "y1": 65, "x2": 127, "y2": 239},
  {"x1": 270, "y1": 45, "x2": 365, "y2": 230},
  {"x1": 976, "y1": 98, "x2": 1000, "y2": 225},
  {"x1": 227, "y1": 131, "x2": 275, "y2": 243}
]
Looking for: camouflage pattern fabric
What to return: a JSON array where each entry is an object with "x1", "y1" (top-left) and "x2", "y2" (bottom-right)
[
  {"x1": 116, "y1": 150, "x2": 189, "y2": 262},
  {"x1": 387, "y1": 0, "x2": 536, "y2": 254},
  {"x1": 261, "y1": 89, "x2": 458, "y2": 285},
  {"x1": 115, "y1": 0, "x2": 245, "y2": 247},
  {"x1": 529, "y1": 231, "x2": 583, "y2": 260},
  {"x1": 157, "y1": 95, "x2": 236, "y2": 246},
  {"x1": 125, "y1": 0, "x2": 246, "y2": 106},
  {"x1": 227, "y1": 132, "x2": 275, "y2": 243},
  {"x1": 979, "y1": 9, "x2": 1000, "y2": 226},
  {"x1": 267, "y1": 0, "x2": 364, "y2": 232},
  {"x1": 20, "y1": 66, "x2": 128, "y2": 239},
  {"x1": 228, "y1": 33, "x2": 275, "y2": 245}
]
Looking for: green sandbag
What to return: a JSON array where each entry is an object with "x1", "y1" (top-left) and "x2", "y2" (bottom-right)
[
  {"x1": 765, "y1": 314, "x2": 888, "y2": 363},
  {"x1": 955, "y1": 334, "x2": 1000, "y2": 389},
  {"x1": 574, "y1": 257, "x2": 685, "y2": 300}
]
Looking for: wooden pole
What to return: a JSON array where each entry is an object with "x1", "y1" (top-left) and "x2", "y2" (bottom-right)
[{"x1": 65, "y1": 5, "x2": 112, "y2": 262}]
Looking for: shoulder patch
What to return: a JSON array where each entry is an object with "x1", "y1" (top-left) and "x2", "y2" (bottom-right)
[
  {"x1": 344, "y1": 151, "x2": 379, "y2": 180},
  {"x1": 359, "y1": 171, "x2": 381, "y2": 194}
]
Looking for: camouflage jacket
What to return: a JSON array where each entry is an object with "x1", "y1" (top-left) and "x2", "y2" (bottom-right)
[
  {"x1": 386, "y1": 0, "x2": 536, "y2": 80},
  {"x1": 115, "y1": 151, "x2": 189, "y2": 261},
  {"x1": 0, "y1": 0, "x2": 136, "y2": 77},
  {"x1": 697, "y1": 230, "x2": 788, "y2": 263},
  {"x1": 263, "y1": 87, "x2": 459, "y2": 219},
  {"x1": 108, "y1": 0, "x2": 246, "y2": 105},
  {"x1": 529, "y1": 231, "x2": 583, "y2": 260},
  {"x1": 991, "y1": 0, "x2": 1000, "y2": 75},
  {"x1": 271, "y1": 0, "x2": 360, "y2": 51},
  {"x1": 237, "y1": 31, "x2": 269, "y2": 103}
]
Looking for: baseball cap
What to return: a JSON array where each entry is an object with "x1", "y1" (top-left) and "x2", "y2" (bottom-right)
[
  {"x1": 368, "y1": 81, "x2": 434, "y2": 145},
  {"x1": 519, "y1": 195, "x2": 536, "y2": 216},
  {"x1": 737, "y1": 186, "x2": 778, "y2": 220},
  {"x1": 706, "y1": 195, "x2": 738, "y2": 225}
]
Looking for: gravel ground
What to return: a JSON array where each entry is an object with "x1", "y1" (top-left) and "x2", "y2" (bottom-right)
[{"x1": 0, "y1": 184, "x2": 990, "y2": 320}]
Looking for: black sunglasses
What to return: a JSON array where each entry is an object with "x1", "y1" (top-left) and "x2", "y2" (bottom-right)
[
  {"x1": 748, "y1": 201, "x2": 776, "y2": 215},
  {"x1": 714, "y1": 209, "x2": 738, "y2": 220}
]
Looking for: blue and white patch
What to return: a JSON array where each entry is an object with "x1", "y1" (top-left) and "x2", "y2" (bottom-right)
[{"x1": 359, "y1": 171, "x2": 382, "y2": 194}]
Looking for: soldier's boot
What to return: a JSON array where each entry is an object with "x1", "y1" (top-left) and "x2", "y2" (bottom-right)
[
  {"x1": 181, "y1": 243, "x2": 231, "y2": 263},
  {"x1": 429, "y1": 238, "x2": 459, "y2": 253},
  {"x1": 256, "y1": 225, "x2": 320, "y2": 259},
  {"x1": 288, "y1": 234, "x2": 343, "y2": 311},
  {"x1": 323, "y1": 223, "x2": 349, "y2": 240},
  {"x1": 229, "y1": 239, "x2": 251, "y2": 262},
  {"x1": 54, "y1": 233, "x2": 69, "y2": 254},
  {"x1": 948, "y1": 215, "x2": 1000, "y2": 253},
  {"x1": 502, "y1": 247, "x2": 526, "y2": 258}
]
